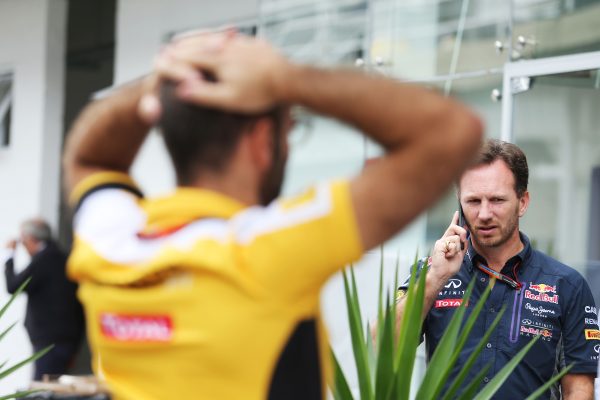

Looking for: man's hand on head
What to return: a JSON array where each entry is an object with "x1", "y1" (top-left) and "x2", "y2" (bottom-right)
[
  {"x1": 139, "y1": 30, "x2": 292, "y2": 120},
  {"x1": 5, "y1": 239, "x2": 17, "y2": 251}
]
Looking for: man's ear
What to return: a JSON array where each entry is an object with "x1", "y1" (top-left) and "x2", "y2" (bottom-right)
[
  {"x1": 518, "y1": 190, "x2": 530, "y2": 217},
  {"x1": 247, "y1": 117, "x2": 274, "y2": 171}
]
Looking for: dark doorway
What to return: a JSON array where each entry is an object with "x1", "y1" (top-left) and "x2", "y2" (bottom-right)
[{"x1": 60, "y1": 0, "x2": 117, "y2": 375}]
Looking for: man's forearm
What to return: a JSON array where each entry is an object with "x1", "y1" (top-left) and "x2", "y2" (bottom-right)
[
  {"x1": 280, "y1": 66, "x2": 482, "y2": 250},
  {"x1": 63, "y1": 78, "x2": 151, "y2": 193},
  {"x1": 561, "y1": 374, "x2": 594, "y2": 400},
  {"x1": 394, "y1": 272, "x2": 450, "y2": 334},
  {"x1": 281, "y1": 66, "x2": 480, "y2": 151}
]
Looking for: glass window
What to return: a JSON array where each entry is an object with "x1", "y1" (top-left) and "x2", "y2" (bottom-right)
[
  {"x1": 511, "y1": 0, "x2": 600, "y2": 60},
  {"x1": 371, "y1": 0, "x2": 511, "y2": 80},
  {"x1": 512, "y1": 68, "x2": 600, "y2": 276},
  {"x1": 259, "y1": 0, "x2": 367, "y2": 65}
]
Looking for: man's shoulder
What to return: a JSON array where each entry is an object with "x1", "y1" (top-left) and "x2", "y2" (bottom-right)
[{"x1": 528, "y1": 248, "x2": 587, "y2": 289}]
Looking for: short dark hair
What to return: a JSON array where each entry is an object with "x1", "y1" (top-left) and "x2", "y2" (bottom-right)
[
  {"x1": 467, "y1": 139, "x2": 529, "y2": 197},
  {"x1": 158, "y1": 81, "x2": 284, "y2": 185}
]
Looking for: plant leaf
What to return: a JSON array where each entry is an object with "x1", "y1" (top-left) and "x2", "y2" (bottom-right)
[
  {"x1": 366, "y1": 321, "x2": 376, "y2": 386},
  {"x1": 342, "y1": 269, "x2": 373, "y2": 399},
  {"x1": 0, "y1": 322, "x2": 17, "y2": 343},
  {"x1": 524, "y1": 364, "x2": 573, "y2": 400},
  {"x1": 455, "y1": 364, "x2": 492, "y2": 400},
  {"x1": 374, "y1": 294, "x2": 395, "y2": 400},
  {"x1": 0, "y1": 278, "x2": 30, "y2": 321},
  {"x1": 393, "y1": 256, "x2": 426, "y2": 399},
  {"x1": 442, "y1": 305, "x2": 505, "y2": 400},
  {"x1": 415, "y1": 279, "x2": 475, "y2": 400},
  {"x1": 330, "y1": 348, "x2": 354, "y2": 400},
  {"x1": 0, "y1": 345, "x2": 53, "y2": 381},
  {"x1": 472, "y1": 336, "x2": 541, "y2": 400}
]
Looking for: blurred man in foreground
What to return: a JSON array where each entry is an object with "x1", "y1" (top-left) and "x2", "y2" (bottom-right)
[
  {"x1": 63, "y1": 31, "x2": 482, "y2": 399},
  {"x1": 396, "y1": 140, "x2": 596, "y2": 399},
  {"x1": 4, "y1": 219, "x2": 84, "y2": 380}
]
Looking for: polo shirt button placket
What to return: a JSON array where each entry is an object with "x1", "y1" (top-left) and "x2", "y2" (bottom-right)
[{"x1": 483, "y1": 377, "x2": 490, "y2": 384}]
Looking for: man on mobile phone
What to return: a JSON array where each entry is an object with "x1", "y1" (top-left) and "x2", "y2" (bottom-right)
[{"x1": 396, "y1": 139, "x2": 597, "y2": 399}]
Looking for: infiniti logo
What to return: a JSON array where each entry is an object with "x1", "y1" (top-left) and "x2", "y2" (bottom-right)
[
  {"x1": 445, "y1": 279, "x2": 462, "y2": 289},
  {"x1": 595, "y1": 344, "x2": 600, "y2": 353},
  {"x1": 522, "y1": 319, "x2": 532, "y2": 325}
]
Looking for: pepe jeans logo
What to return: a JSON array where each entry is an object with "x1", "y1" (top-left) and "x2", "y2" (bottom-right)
[
  {"x1": 444, "y1": 279, "x2": 462, "y2": 289},
  {"x1": 525, "y1": 302, "x2": 555, "y2": 318},
  {"x1": 100, "y1": 313, "x2": 173, "y2": 342}
]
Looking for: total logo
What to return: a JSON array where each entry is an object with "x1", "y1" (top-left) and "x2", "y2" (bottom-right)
[{"x1": 435, "y1": 299, "x2": 463, "y2": 308}]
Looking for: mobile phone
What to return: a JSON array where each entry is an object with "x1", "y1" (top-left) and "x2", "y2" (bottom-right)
[{"x1": 458, "y1": 202, "x2": 466, "y2": 250}]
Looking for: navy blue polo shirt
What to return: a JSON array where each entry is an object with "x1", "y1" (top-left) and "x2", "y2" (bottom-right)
[{"x1": 399, "y1": 233, "x2": 598, "y2": 399}]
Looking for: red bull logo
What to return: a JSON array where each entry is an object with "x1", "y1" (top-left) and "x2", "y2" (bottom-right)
[
  {"x1": 524, "y1": 290, "x2": 559, "y2": 304},
  {"x1": 520, "y1": 326, "x2": 553, "y2": 338},
  {"x1": 529, "y1": 283, "x2": 556, "y2": 294}
]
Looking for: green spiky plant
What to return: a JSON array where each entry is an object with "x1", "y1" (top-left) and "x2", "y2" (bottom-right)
[
  {"x1": 0, "y1": 278, "x2": 53, "y2": 400},
  {"x1": 331, "y1": 254, "x2": 572, "y2": 400}
]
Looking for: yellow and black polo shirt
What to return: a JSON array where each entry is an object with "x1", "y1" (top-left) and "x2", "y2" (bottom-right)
[{"x1": 67, "y1": 171, "x2": 363, "y2": 400}]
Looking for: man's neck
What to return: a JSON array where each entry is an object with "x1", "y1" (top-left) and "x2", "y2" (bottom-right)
[
  {"x1": 184, "y1": 166, "x2": 261, "y2": 207},
  {"x1": 472, "y1": 231, "x2": 524, "y2": 272}
]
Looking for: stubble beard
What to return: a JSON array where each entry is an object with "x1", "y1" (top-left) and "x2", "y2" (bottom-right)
[{"x1": 470, "y1": 205, "x2": 520, "y2": 250}]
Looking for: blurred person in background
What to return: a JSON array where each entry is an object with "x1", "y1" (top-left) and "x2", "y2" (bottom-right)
[
  {"x1": 63, "y1": 31, "x2": 482, "y2": 399},
  {"x1": 4, "y1": 218, "x2": 84, "y2": 380}
]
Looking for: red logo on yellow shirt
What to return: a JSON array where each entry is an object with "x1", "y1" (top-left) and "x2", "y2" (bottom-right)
[{"x1": 100, "y1": 313, "x2": 173, "y2": 342}]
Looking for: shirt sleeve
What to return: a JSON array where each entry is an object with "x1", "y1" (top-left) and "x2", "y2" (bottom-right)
[
  {"x1": 69, "y1": 171, "x2": 143, "y2": 211},
  {"x1": 233, "y1": 180, "x2": 363, "y2": 300},
  {"x1": 68, "y1": 171, "x2": 145, "y2": 282},
  {"x1": 561, "y1": 274, "x2": 599, "y2": 375}
]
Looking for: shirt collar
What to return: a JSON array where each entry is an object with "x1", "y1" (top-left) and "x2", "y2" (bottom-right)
[
  {"x1": 139, "y1": 187, "x2": 247, "y2": 235},
  {"x1": 466, "y1": 231, "x2": 532, "y2": 274}
]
